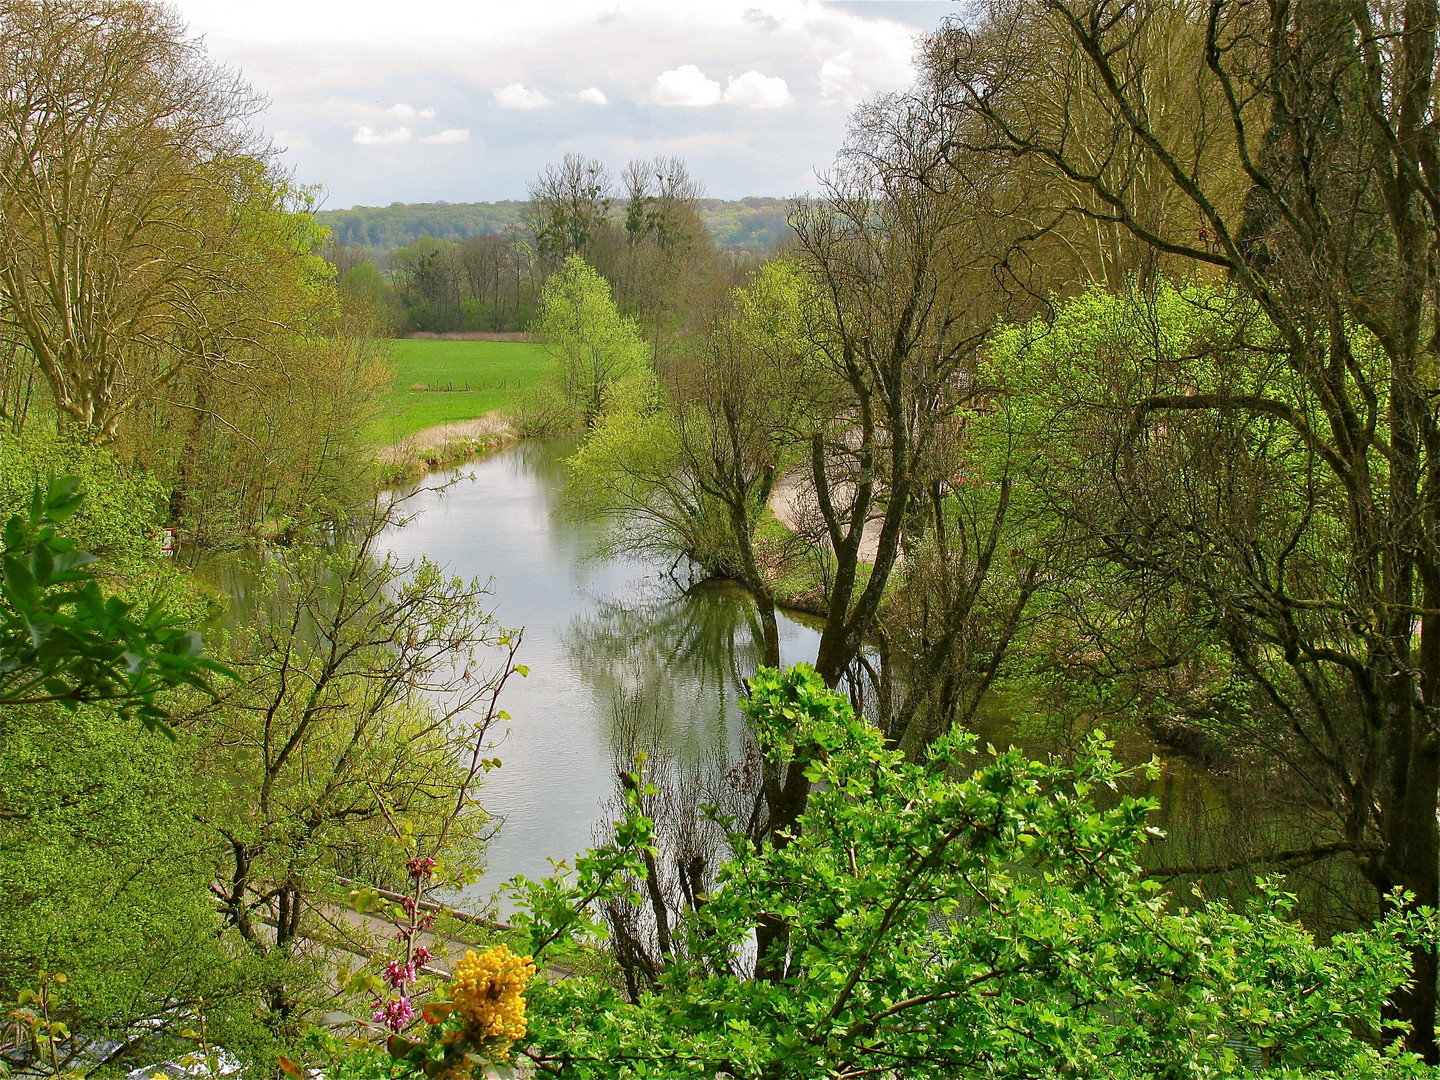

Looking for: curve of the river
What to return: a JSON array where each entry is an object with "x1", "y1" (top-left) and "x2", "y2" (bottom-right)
[{"x1": 374, "y1": 438, "x2": 1341, "y2": 925}]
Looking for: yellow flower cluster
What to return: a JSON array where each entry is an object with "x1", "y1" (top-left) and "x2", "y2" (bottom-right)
[{"x1": 450, "y1": 945, "x2": 536, "y2": 1042}]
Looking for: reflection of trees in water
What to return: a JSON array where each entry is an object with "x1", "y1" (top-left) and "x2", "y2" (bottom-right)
[
  {"x1": 563, "y1": 579, "x2": 776, "y2": 762},
  {"x1": 1138, "y1": 758, "x2": 1373, "y2": 937},
  {"x1": 962, "y1": 694, "x2": 1371, "y2": 937},
  {"x1": 593, "y1": 687, "x2": 763, "y2": 999},
  {"x1": 566, "y1": 580, "x2": 771, "y2": 997}
]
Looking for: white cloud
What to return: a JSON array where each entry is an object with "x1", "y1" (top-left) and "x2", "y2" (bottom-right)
[
  {"x1": 723, "y1": 70, "x2": 792, "y2": 108},
  {"x1": 818, "y1": 54, "x2": 862, "y2": 105},
  {"x1": 390, "y1": 102, "x2": 416, "y2": 118},
  {"x1": 352, "y1": 125, "x2": 411, "y2": 145},
  {"x1": 272, "y1": 128, "x2": 315, "y2": 153},
  {"x1": 494, "y1": 83, "x2": 550, "y2": 109},
  {"x1": 652, "y1": 64, "x2": 722, "y2": 107},
  {"x1": 420, "y1": 128, "x2": 470, "y2": 144},
  {"x1": 576, "y1": 86, "x2": 609, "y2": 105},
  {"x1": 174, "y1": 0, "x2": 942, "y2": 204},
  {"x1": 818, "y1": 39, "x2": 915, "y2": 106}
]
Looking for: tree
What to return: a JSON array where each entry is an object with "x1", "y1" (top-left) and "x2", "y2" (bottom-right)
[
  {"x1": 481, "y1": 667, "x2": 1440, "y2": 1080},
  {"x1": 526, "y1": 154, "x2": 614, "y2": 267},
  {"x1": 0, "y1": 687, "x2": 265, "y2": 1075},
  {"x1": 129, "y1": 183, "x2": 388, "y2": 543},
  {"x1": 940, "y1": 0, "x2": 1440, "y2": 1056},
  {"x1": 0, "y1": 0, "x2": 264, "y2": 439},
  {"x1": 391, "y1": 238, "x2": 464, "y2": 332},
  {"x1": 532, "y1": 256, "x2": 652, "y2": 426},
  {"x1": 181, "y1": 505, "x2": 520, "y2": 1030},
  {"x1": 565, "y1": 260, "x2": 814, "y2": 659}
]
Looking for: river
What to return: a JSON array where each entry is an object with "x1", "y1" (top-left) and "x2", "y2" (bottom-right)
[
  {"x1": 376, "y1": 439, "x2": 826, "y2": 902},
  {"x1": 203, "y1": 437, "x2": 1354, "y2": 926}
]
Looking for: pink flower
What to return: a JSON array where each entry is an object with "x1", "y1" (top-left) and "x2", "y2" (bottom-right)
[
  {"x1": 412, "y1": 946, "x2": 432, "y2": 967},
  {"x1": 407, "y1": 857, "x2": 437, "y2": 879},
  {"x1": 383, "y1": 960, "x2": 417, "y2": 988},
  {"x1": 373, "y1": 996, "x2": 414, "y2": 1032}
]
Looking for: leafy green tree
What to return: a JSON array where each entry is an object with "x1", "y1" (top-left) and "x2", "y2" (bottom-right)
[
  {"x1": 947, "y1": 1, "x2": 1440, "y2": 1055},
  {"x1": 0, "y1": 470, "x2": 256, "y2": 1074},
  {"x1": 0, "y1": 0, "x2": 263, "y2": 439},
  {"x1": 531, "y1": 256, "x2": 652, "y2": 426},
  {"x1": 0, "y1": 693, "x2": 269, "y2": 1075},
  {"x1": 182, "y1": 506, "x2": 518, "y2": 1032},
  {"x1": 566, "y1": 259, "x2": 817, "y2": 661},
  {"x1": 335, "y1": 666, "x2": 1440, "y2": 1079}
]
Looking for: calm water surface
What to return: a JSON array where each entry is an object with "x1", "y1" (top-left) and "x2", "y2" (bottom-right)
[
  {"x1": 192, "y1": 438, "x2": 1339, "y2": 923},
  {"x1": 376, "y1": 440, "x2": 822, "y2": 903}
]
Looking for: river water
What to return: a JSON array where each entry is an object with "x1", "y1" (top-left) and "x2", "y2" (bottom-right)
[
  {"x1": 376, "y1": 440, "x2": 826, "y2": 901},
  {"x1": 226, "y1": 437, "x2": 1343, "y2": 924}
]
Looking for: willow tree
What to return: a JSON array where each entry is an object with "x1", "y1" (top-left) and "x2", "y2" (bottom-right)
[{"x1": 0, "y1": 0, "x2": 262, "y2": 439}]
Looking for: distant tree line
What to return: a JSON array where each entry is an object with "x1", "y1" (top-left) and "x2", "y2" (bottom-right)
[
  {"x1": 323, "y1": 178, "x2": 786, "y2": 337},
  {"x1": 315, "y1": 196, "x2": 788, "y2": 256}
]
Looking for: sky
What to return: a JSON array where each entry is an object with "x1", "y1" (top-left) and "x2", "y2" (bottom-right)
[{"x1": 168, "y1": 0, "x2": 959, "y2": 210}]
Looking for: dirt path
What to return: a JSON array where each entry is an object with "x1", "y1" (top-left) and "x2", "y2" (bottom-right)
[{"x1": 767, "y1": 466, "x2": 884, "y2": 564}]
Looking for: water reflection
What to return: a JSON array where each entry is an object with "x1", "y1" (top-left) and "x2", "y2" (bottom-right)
[
  {"x1": 193, "y1": 437, "x2": 1351, "y2": 927},
  {"x1": 373, "y1": 440, "x2": 816, "y2": 906}
]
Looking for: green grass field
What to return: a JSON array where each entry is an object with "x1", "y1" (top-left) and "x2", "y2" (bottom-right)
[{"x1": 375, "y1": 339, "x2": 551, "y2": 443}]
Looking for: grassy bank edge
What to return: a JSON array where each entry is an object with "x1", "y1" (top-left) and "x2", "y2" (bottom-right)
[{"x1": 374, "y1": 414, "x2": 521, "y2": 487}]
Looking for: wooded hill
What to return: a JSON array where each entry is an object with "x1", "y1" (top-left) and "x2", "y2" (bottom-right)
[{"x1": 316, "y1": 196, "x2": 790, "y2": 255}]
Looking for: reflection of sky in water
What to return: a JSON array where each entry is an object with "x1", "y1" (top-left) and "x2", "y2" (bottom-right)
[{"x1": 376, "y1": 441, "x2": 817, "y2": 911}]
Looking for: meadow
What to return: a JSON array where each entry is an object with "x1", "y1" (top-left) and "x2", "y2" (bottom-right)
[{"x1": 375, "y1": 338, "x2": 551, "y2": 442}]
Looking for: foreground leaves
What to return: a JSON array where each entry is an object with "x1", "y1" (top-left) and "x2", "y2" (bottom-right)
[
  {"x1": 0, "y1": 477, "x2": 231, "y2": 734},
  {"x1": 507, "y1": 666, "x2": 1438, "y2": 1079}
]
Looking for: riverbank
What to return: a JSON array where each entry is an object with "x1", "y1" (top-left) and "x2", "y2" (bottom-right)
[
  {"x1": 370, "y1": 337, "x2": 551, "y2": 484},
  {"x1": 375, "y1": 412, "x2": 520, "y2": 486},
  {"x1": 755, "y1": 465, "x2": 881, "y2": 618}
]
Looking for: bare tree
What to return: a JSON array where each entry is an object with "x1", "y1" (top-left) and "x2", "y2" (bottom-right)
[{"x1": 525, "y1": 153, "x2": 614, "y2": 267}]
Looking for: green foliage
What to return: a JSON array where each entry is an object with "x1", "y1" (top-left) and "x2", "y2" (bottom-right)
[
  {"x1": 528, "y1": 256, "x2": 653, "y2": 428},
  {"x1": 0, "y1": 432, "x2": 167, "y2": 568},
  {"x1": 0, "y1": 699, "x2": 258, "y2": 1068},
  {"x1": 493, "y1": 666, "x2": 1438, "y2": 1079},
  {"x1": 565, "y1": 409, "x2": 737, "y2": 572},
  {"x1": 0, "y1": 476, "x2": 229, "y2": 733},
  {"x1": 562, "y1": 258, "x2": 819, "y2": 578}
]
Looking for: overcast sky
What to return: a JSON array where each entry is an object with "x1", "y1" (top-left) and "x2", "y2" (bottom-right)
[{"x1": 168, "y1": 0, "x2": 958, "y2": 210}]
